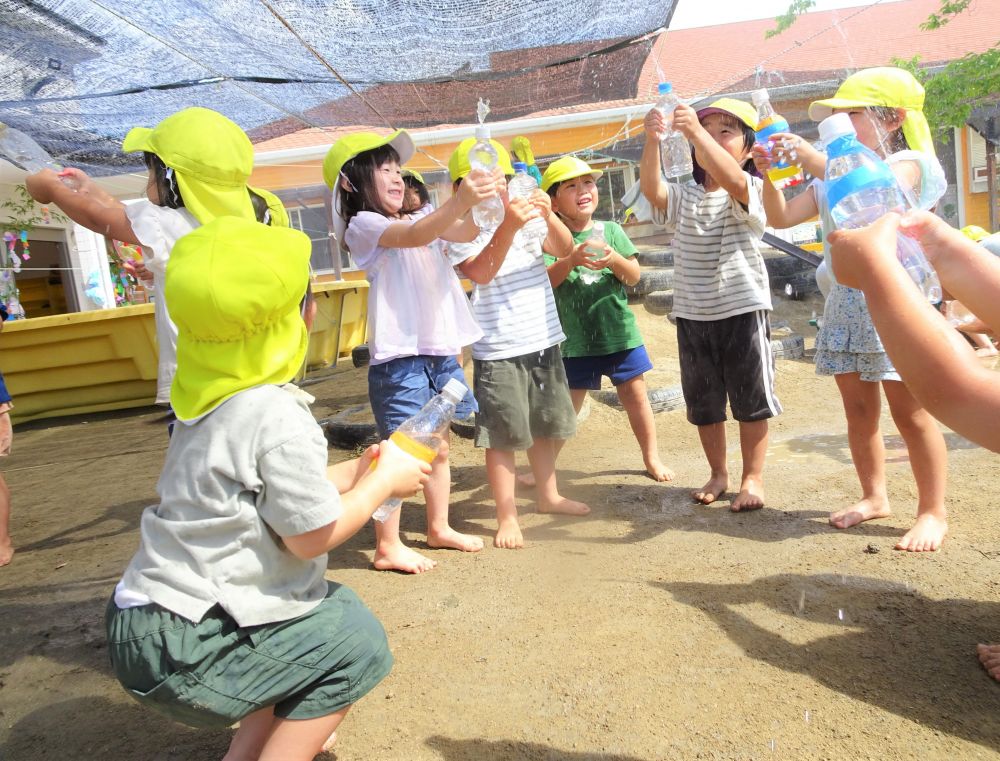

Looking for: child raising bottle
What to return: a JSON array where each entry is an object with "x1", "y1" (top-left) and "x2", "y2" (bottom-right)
[
  {"x1": 106, "y1": 218, "x2": 432, "y2": 761},
  {"x1": 25, "y1": 107, "x2": 284, "y2": 421},
  {"x1": 753, "y1": 67, "x2": 949, "y2": 552},
  {"x1": 640, "y1": 97, "x2": 780, "y2": 512},
  {"x1": 325, "y1": 130, "x2": 500, "y2": 573},
  {"x1": 538, "y1": 155, "x2": 674, "y2": 482}
]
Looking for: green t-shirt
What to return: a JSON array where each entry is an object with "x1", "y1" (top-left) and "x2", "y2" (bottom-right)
[{"x1": 543, "y1": 220, "x2": 644, "y2": 358}]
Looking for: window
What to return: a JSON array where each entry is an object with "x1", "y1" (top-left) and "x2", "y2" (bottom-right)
[
  {"x1": 286, "y1": 204, "x2": 354, "y2": 273},
  {"x1": 593, "y1": 164, "x2": 632, "y2": 223}
]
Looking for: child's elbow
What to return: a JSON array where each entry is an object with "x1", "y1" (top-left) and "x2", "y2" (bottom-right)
[{"x1": 281, "y1": 531, "x2": 328, "y2": 560}]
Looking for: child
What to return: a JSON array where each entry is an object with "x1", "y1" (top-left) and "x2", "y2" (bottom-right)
[
  {"x1": 0, "y1": 327, "x2": 12, "y2": 567},
  {"x1": 401, "y1": 168, "x2": 431, "y2": 214},
  {"x1": 640, "y1": 97, "x2": 779, "y2": 512},
  {"x1": 446, "y1": 137, "x2": 589, "y2": 550},
  {"x1": 826, "y1": 210, "x2": 1000, "y2": 678},
  {"x1": 538, "y1": 155, "x2": 674, "y2": 482},
  {"x1": 106, "y1": 217, "x2": 432, "y2": 760},
  {"x1": 753, "y1": 67, "x2": 949, "y2": 552},
  {"x1": 25, "y1": 107, "x2": 283, "y2": 415},
  {"x1": 325, "y1": 130, "x2": 498, "y2": 572}
]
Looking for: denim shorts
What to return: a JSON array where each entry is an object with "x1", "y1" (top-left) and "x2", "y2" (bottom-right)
[
  {"x1": 562, "y1": 345, "x2": 654, "y2": 390},
  {"x1": 368, "y1": 355, "x2": 476, "y2": 438},
  {"x1": 0, "y1": 370, "x2": 11, "y2": 405},
  {"x1": 105, "y1": 583, "x2": 393, "y2": 728}
]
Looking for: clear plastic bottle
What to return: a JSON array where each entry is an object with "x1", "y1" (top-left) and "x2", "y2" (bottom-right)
[
  {"x1": 820, "y1": 113, "x2": 942, "y2": 303},
  {"x1": 468, "y1": 125, "x2": 505, "y2": 229},
  {"x1": 752, "y1": 88, "x2": 803, "y2": 191},
  {"x1": 371, "y1": 378, "x2": 468, "y2": 523},
  {"x1": 654, "y1": 82, "x2": 693, "y2": 181},
  {"x1": 0, "y1": 123, "x2": 79, "y2": 189},
  {"x1": 508, "y1": 161, "x2": 548, "y2": 248}
]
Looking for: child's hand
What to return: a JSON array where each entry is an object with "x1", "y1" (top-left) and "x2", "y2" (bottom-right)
[
  {"x1": 644, "y1": 107, "x2": 666, "y2": 140},
  {"x1": 828, "y1": 212, "x2": 902, "y2": 289},
  {"x1": 567, "y1": 242, "x2": 593, "y2": 268},
  {"x1": 123, "y1": 258, "x2": 154, "y2": 283},
  {"x1": 898, "y1": 210, "x2": 964, "y2": 267},
  {"x1": 502, "y1": 195, "x2": 540, "y2": 231},
  {"x1": 24, "y1": 168, "x2": 60, "y2": 203},
  {"x1": 584, "y1": 246, "x2": 616, "y2": 271},
  {"x1": 751, "y1": 143, "x2": 773, "y2": 176},
  {"x1": 671, "y1": 104, "x2": 701, "y2": 140},
  {"x1": 376, "y1": 439, "x2": 432, "y2": 499},
  {"x1": 460, "y1": 167, "x2": 503, "y2": 209},
  {"x1": 530, "y1": 189, "x2": 552, "y2": 221}
]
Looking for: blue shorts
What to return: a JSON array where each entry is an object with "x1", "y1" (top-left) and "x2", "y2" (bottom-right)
[
  {"x1": 562, "y1": 346, "x2": 654, "y2": 390},
  {"x1": 368, "y1": 355, "x2": 477, "y2": 438},
  {"x1": 0, "y1": 371, "x2": 11, "y2": 405}
]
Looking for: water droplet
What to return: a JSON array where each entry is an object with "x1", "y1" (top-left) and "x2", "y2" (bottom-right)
[
  {"x1": 837, "y1": 608, "x2": 844, "y2": 621},
  {"x1": 804, "y1": 710, "x2": 810, "y2": 723}
]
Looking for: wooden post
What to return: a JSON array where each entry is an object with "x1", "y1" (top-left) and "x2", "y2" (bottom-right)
[{"x1": 988, "y1": 142, "x2": 999, "y2": 233}]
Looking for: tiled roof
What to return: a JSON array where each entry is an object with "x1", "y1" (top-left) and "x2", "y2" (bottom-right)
[{"x1": 252, "y1": 0, "x2": 999, "y2": 154}]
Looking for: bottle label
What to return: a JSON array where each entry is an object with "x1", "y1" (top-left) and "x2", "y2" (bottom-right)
[
  {"x1": 826, "y1": 165, "x2": 895, "y2": 220},
  {"x1": 755, "y1": 116, "x2": 790, "y2": 143},
  {"x1": 389, "y1": 431, "x2": 437, "y2": 463}
]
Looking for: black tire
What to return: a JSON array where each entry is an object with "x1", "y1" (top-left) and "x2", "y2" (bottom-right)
[
  {"x1": 625, "y1": 268, "x2": 674, "y2": 299},
  {"x1": 319, "y1": 404, "x2": 379, "y2": 449},
  {"x1": 764, "y1": 253, "x2": 812, "y2": 279},
  {"x1": 636, "y1": 250, "x2": 674, "y2": 267},
  {"x1": 451, "y1": 415, "x2": 475, "y2": 440},
  {"x1": 776, "y1": 271, "x2": 820, "y2": 301},
  {"x1": 351, "y1": 343, "x2": 371, "y2": 368},
  {"x1": 589, "y1": 384, "x2": 684, "y2": 413},
  {"x1": 644, "y1": 290, "x2": 673, "y2": 316},
  {"x1": 771, "y1": 333, "x2": 805, "y2": 360}
]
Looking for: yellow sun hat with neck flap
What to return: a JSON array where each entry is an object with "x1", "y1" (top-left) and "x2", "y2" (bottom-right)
[
  {"x1": 165, "y1": 216, "x2": 312, "y2": 422},
  {"x1": 540, "y1": 156, "x2": 603, "y2": 192},
  {"x1": 122, "y1": 107, "x2": 257, "y2": 225},
  {"x1": 808, "y1": 67, "x2": 935, "y2": 157}
]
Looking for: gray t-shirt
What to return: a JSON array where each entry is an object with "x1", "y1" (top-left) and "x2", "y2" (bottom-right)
[{"x1": 120, "y1": 384, "x2": 342, "y2": 627}]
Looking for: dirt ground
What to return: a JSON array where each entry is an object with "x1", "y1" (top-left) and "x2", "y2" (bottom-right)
[{"x1": 3, "y1": 288, "x2": 1000, "y2": 761}]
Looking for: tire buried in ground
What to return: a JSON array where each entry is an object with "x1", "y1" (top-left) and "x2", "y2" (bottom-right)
[
  {"x1": 590, "y1": 385, "x2": 685, "y2": 413},
  {"x1": 644, "y1": 289, "x2": 674, "y2": 316}
]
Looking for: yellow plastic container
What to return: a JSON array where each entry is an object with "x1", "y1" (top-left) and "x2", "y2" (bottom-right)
[
  {"x1": 0, "y1": 304, "x2": 159, "y2": 424},
  {"x1": 304, "y1": 279, "x2": 369, "y2": 371}
]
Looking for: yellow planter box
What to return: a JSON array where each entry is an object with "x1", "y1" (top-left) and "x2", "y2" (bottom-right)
[{"x1": 0, "y1": 279, "x2": 369, "y2": 425}]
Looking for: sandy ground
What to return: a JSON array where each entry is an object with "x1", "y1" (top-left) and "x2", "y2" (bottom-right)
[{"x1": 3, "y1": 287, "x2": 1000, "y2": 761}]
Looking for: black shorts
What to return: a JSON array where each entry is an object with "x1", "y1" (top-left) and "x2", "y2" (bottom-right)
[{"x1": 676, "y1": 310, "x2": 782, "y2": 426}]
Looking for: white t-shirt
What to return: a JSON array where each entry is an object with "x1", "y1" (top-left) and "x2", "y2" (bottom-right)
[
  {"x1": 124, "y1": 201, "x2": 199, "y2": 404},
  {"x1": 447, "y1": 229, "x2": 565, "y2": 360},
  {"x1": 653, "y1": 174, "x2": 771, "y2": 321},
  {"x1": 345, "y1": 206, "x2": 482, "y2": 364},
  {"x1": 118, "y1": 384, "x2": 342, "y2": 627}
]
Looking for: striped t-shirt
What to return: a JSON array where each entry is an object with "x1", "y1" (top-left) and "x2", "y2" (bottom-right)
[
  {"x1": 448, "y1": 231, "x2": 565, "y2": 361},
  {"x1": 653, "y1": 174, "x2": 771, "y2": 321}
]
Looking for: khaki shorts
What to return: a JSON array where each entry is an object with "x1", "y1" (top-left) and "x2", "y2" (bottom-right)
[
  {"x1": 473, "y1": 345, "x2": 577, "y2": 450},
  {"x1": 105, "y1": 582, "x2": 393, "y2": 728}
]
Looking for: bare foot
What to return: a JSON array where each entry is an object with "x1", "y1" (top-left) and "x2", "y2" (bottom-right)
[
  {"x1": 427, "y1": 527, "x2": 484, "y2": 553},
  {"x1": 373, "y1": 544, "x2": 437, "y2": 574},
  {"x1": 692, "y1": 474, "x2": 728, "y2": 505},
  {"x1": 538, "y1": 497, "x2": 591, "y2": 516},
  {"x1": 975, "y1": 345, "x2": 998, "y2": 358},
  {"x1": 895, "y1": 512, "x2": 947, "y2": 552},
  {"x1": 495, "y1": 517, "x2": 524, "y2": 549},
  {"x1": 0, "y1": 542, "x2": 12, "y2": 568},
  {"x1": 829, "y1": 496, "x2": 891, "y2": 529},
  {"x1": 645, "y1": 457, "x2": 675, "y2": 482},
  {"x1": 977, "y1": 644, "x2": 1000, "y2": 681},
  {"x1": 517, "y1": 472, "x2": 536, "y2": 488},
  {"x1": 731, "y1": 477, "x2": 765, "y2": 512}
]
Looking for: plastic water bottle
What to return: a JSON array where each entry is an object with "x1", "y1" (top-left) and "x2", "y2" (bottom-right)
[
  {"x1": 508, "y1": 161, "x2": 548, "y2": 249},
  {"x1": 820, "y1": 113, "x2": 942, "y2": 303},
  {"x1": 468, "y1": 126, "x2": 505, "y2": 229},
  {"x1": 0, "y1": 123, "x2": 79, "y2": 189},
  {"x1": 752, "y1": 88, "x2": 803, "y2": 191},
  {"x1": 654, "y1": 82, "x2": 693, "y2": 181},
  {"x1": 371, "y1": 378, "x2": 468, "y2": 523}
]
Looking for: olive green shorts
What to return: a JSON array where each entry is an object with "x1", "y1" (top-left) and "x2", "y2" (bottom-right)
[
  {"x1": 105, "y1": 582, "x2": 392, "y2": 728},
  {"x1": 473, "y1": 345, "x2": 577, "y2": 450}
]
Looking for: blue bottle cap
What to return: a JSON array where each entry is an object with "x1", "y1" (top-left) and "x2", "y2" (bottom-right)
[{"x1": 658, "y1": 82, "x2": 673, "y2": 94}]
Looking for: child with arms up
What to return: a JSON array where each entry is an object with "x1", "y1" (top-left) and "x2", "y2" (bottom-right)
[
  {"x1": 538, "y1": 155, "x2": 674, "y2": 482},
  {"x1": 106, "y1": 218, "x2": 431, "y2": 761},
  {"x1": 640, "y1": 97, "x2": 780, "y2": 512},
  {"x1": 326, "y1": 130, "x2": 499, "y2": 573},
  {"x1": 446, "y1": 138, "x2": 589, "y2": 550},
  {"x1": 753, "y1": 67, "x2": 949, "y2": 551}
]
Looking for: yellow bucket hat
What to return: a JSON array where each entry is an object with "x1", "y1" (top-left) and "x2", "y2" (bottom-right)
[
  {"x1": 122, "y1": 107, "x2": 256, "y2": 225},
  {"x1": 696, "y1": 98, "x2": 758, "y2": 131},
  {"x1": 961, "y1": 225, "x2": 989, "y2": 242},
  {"x1": 165, "y1": 216, "x2": 311, "y2": 422},
  {"x1": 402, "y1": 168, "x2": 425, "y2": 184},
  {"x1": 448, "y1": 136, "x2": 515, "y2": 181},
  {"x1": 808, "y1": 67, "x2": 934, "y2": 157},
  {"x1": 540, "y1": 156, "x2": 604, "y2": 192},
  {"x1": 323, "y1": 130, "x2": 414, "y2": 251}
]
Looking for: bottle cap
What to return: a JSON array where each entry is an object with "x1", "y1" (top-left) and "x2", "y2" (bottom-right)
[
  {"x1": 512, "y1": 161, "x2": 527, "y2": 173},
  {"x1": 441, "y1": 378, "x2": 468, "y2": 404},
  {"x1": 474, "y1": 125, "x2": 490, "y2": 140},
  {"x1": 657, "y1": 82, "x2": 673, "y2": 95},
  {"x1": 817, "y1": 113, "x2": 855, "y2": 146},
  {"x1": 751, "y1": 88, "x2": 769, "y2": 107}
]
